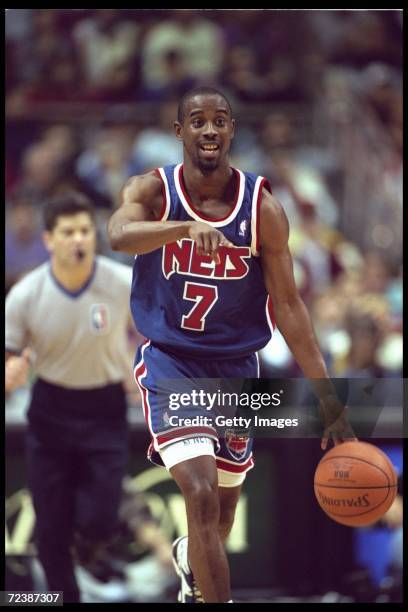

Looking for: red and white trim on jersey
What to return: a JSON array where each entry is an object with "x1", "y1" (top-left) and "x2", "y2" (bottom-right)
[
  {"x1": 134, "y1": 340, "x2": 156, "y2": 444},
  {"x1": 134, "y1": 340, "x2": 219, "y2": 452},
  {"x1": 266, "y1": 295, "x2": 276, "y2": 332},
  {"x1": 174, "y1": 163, "x2": 246, "y2": 228},
  {"x1": 216, "y1": 454, "x2": 254, "y2": 474},
  {"x1": 251, "y1": 176, "x2": 271, "y2": 256},
  {"x1": 154, "y1": 168, "x2": 171, "y2": 221}
]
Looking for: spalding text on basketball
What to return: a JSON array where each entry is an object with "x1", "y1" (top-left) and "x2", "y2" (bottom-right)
[{"x1": 317, "y1": 492, "x2": 370, "y2": 507}]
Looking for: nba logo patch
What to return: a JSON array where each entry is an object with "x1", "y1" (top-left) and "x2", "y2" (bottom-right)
[
  {"x1": 225, "y1": 428, "x2": 250, "y2": 461},
  {"x1": 89, "y1": 303, "x2": 110, "y2": 335},
  {"x1": 239, "y1": 220, "x2": 247, "y2": 237}
]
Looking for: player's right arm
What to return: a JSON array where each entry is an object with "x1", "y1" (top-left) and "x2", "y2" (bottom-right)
[{"x1": 108, "y1": 172, "x2": 233, "y2": 261}]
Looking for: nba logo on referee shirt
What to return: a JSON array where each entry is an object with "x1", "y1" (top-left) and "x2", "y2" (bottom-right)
[{"x1": 89, "y1": 304, "x2": 110, "y2": 335}]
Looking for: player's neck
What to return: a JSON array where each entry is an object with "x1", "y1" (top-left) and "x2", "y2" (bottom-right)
[
  {"x1": 183, "y1": 159, "x2": 233, "y2": 200},
  {"x1": 51, "y1": 258, "x2": 95, "y2": 292}
]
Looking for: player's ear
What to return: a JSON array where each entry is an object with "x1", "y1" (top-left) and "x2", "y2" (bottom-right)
[
  {"x1": 42, "y1": 231, "x2": 53, "y2": 253},
  {"x1": 230, "y1": 118, "x2": 235, "y2": 140},
  {"x1": 174, "y1": 121, "x2": 183, "y2": 140}
]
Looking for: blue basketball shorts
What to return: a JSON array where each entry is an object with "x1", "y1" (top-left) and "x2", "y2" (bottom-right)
[{"x1": 134, "y1": 341, "x2": 259, "y2": 476}]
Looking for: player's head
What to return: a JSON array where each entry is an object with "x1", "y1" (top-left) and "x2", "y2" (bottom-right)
[
  {"x1": 43, "y1": 192, "x2": 97, "y2": 266},
  {"x1": 174, "y1": 87, "x2": 235, "y2": 173}
]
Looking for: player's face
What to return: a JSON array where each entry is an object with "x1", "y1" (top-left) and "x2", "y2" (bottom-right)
[
  {"x1": 43, "y1": 213, "x2": 96, "y2": 267},
  {"x1": 175, "y1": 94, "x2": 235, "y2": 172}
]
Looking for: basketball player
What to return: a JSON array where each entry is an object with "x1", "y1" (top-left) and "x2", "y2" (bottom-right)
[
  {"x1": 5, "y1": 193, "x2": 134, "y2": 603},
  {"x1": 107, "y1": 87, "x2": 356, "y2": 603}
]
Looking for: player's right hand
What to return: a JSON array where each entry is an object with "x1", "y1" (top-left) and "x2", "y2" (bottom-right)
[
  {"x1": 5, "y1": 347, "x2": 32, "y2": 392},
  {"x1": 187, "y1": 221, "x2": 234, "y2": 263}
]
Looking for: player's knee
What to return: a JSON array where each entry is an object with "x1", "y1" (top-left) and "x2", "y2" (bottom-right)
[{"x1": 184, "y1": 480, "x2": 220, "y2": 528}]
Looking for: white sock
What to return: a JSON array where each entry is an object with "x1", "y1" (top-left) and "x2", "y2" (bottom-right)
[{"x1": 180, "y1": 536, "x2": 232, "y2": 603}]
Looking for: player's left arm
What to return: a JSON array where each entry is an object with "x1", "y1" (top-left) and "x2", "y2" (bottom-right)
[
  {"x1": 259, "y1": 188, "x2": 356, "y2": 448},
  {"x1": 259, "y1": 189, "x2": 328, "y2": 379}
]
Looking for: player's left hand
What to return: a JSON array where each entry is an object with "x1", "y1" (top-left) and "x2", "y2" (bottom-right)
[{"x1": 319, "y1": 395, "x2": 357, "y2": 450}]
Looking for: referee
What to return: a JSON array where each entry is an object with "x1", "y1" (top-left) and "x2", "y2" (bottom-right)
[{"x1": 5, "y1": 192, "x2": 135, "y2": 603}]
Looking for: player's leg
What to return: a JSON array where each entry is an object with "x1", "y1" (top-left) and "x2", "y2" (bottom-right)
[
  {"x1": 170, "y1": 455, "x2": 231, "y2": 603},
  {"x1": 218, "y1": 484, "x2": 242, "y2": 542},
  {"x1": 25, "y1": 431, "x2": 80, "y2": 602},
  {"x1": 133, "y1": 344, "x2": 252, "y2": 602}
]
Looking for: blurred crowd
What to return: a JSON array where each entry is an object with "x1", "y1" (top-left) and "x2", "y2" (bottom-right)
[
  {"x1": 5, "y1": 9, "x2": 403, "y2": 377},
  {"x1": 5, "y1": 10, "x2": 402, "y2": 106}
]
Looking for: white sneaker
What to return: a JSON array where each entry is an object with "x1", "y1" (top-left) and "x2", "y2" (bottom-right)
[{"x1": 172, "y1": 536, "x2": 204, "y2": 603}]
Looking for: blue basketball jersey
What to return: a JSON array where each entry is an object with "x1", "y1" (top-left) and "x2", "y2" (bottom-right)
[{"x1": 130, "y1": 163, "x2": 275, "y2": 359}]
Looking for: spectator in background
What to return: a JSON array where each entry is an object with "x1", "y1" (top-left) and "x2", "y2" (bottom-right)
[
  {"x1": 220, "y1": 9, "x2": 261, "y2": 49},
  {"x1": 14, "y1": 128, "x2": 108, "y2": 210},
  {"x1": 306, "y1": 11, "x2": 402, "y2": 70},
  {"x1": 76, "y1": 123, "x2": 142, "y2": 207},
  {"x1": 12, "y1": 124, "x2": 79, "y2": 202},
  {"x1": 131, "y1": 99, "x2": 183, "y2": 170},
  {"x1": 258, "y1": 111, "x2": 345, "y2": 306},
  {"x1": 6, "y1": 10, "x2": 80, "y2": 109},
  {"x1": 73, "y1": 9, "x2": 140, "y2": 101},
  {"x1": 261, "y1": 111, "x2": 339, "y2": 228},
  {"x1": 338, "y1": 292, "x2": 397, "y2": 378},
  {"x1": 330, "y1": 12, "x2": 402, "y2": 69},
  {"x1": 263, "y1": 54, "x2": 306, "y2": 102},
  {"x1": 222, "y1": 42, "x2": 306, "y2": 104},
  {"x1": 359, "y1": 63, "x2": 402, "y2": 128},
  {"x1": 343, "y1": 312, "x2": 384, "y2": 377},
  {"x1": 362, "y1": 251, "x2": 394, "y2": 296},
  {"x1": 309, "y1": 246, "x2": 402, "y2": 378},
  {"x1": 222, "y1": 45, "x2": 272, "y2": 103},
  {"x1": 75, "y1": 123, "x2": 143, "y2": 263},
  {"x1": 142, "y1": 48, "x2": 197, "y2": 102},
  {"x1": 357, "y1": 64, "x2": 402, "y2": 218},
  {"x1": 5, "y1": 194, "x2": 49, "y2": 293},
  {"x1": 225, "y1": 11, "x2": 313, "y2": 103},
  {"x1": 16, "y1": 143, "x2": 66, "y2": 204},
  {"x1": 358, "y1": 251, "x2": 402, "y2": 331},
  {"x1": 41, "y1": 125, "x2": 79, "y2": 166},
  {"x1": 141, "y1": 10, "x2": 224, "y2": 98}
]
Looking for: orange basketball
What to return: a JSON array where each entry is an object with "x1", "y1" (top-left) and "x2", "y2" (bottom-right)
[{"x1": 314, "y1": 441, "x2": 398, "y2": 527}]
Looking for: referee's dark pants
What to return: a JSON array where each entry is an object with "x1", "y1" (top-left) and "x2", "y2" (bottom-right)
[{"x1": 25, "y1": 378, "x2": 129, "y2": 603}]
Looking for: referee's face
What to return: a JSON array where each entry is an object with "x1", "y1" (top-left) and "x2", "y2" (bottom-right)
[{"x1": 44, "y1": 213, "x2": 96, "y2": 267}]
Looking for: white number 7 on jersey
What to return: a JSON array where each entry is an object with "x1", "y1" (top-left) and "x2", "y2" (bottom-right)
[{"x1": 181, "y1": 282, "x2": 219, "y2": 332}]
